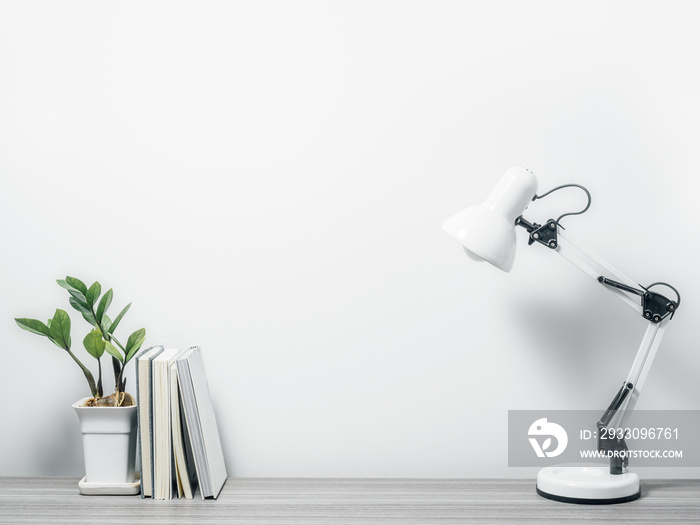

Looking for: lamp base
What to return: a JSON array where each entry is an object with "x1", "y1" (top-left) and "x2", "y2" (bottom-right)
[{"x1": 536, "y1": 465, "x2": 640, "y2": 504}]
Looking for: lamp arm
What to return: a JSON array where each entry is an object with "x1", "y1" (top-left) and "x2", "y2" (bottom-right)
[
  {"x1": 549, "y1": 232, "x2": 669, "y2": 415},
  {"x1": 595, "y1": 320, "x2": 668, "y2": 473},
  {"x1": 515, "y1": 220, "x2": 677, "y2": 474},
  {"x1": 515, "y1": 216, "x2": 641, "y2": 310},
  {"x1": 552, "y1": 231, "x2": 644, "y2": 314},
  {"x1": 554, "y1": 231, "x2": 676, "y2": 473},
  {"x1": 515, "y1": 220, "x2": 680, "y2": 320}
]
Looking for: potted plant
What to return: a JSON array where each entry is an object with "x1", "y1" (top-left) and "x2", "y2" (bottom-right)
[{"x1": 15, "y1": 276, "x2": 146, "y2": 494}]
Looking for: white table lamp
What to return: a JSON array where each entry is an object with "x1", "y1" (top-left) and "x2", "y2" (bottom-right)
[{"x1": 443, "y1": 167, "x2": 680, "y2": 504}]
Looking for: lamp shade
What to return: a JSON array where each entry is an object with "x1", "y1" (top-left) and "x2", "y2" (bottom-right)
[{"x1": 442, "y1": 167, "x2": 538, "y2": 272}]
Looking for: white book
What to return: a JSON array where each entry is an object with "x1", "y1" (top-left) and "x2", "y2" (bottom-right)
[
  {"x1": 152, "y1": 347, "x2": 182, "y2": 500},
  {"x1": 176, "y1": 346, "x2": 227, "y2": 499},
  {"x1": 170, "y1": 357, "x2": 198, "y2": 499},
  {"x1": 135, "y1": 345, "x2": 164, "y2": 498}
]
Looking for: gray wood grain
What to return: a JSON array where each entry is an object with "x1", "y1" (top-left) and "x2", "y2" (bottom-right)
[{"x1": 0, "y1": 477, "x2": 698, "y2": 524}]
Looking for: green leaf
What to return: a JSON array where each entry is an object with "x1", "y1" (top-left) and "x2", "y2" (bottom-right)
[
  {"x1": 67, "y1": 289, "x2": 89, "y2": 305},
  {"x1": 108, "y1": 303, "x2": 131, "y2": 334},
  {"x1": 125, "y1": 328, "x2": 146, "y2": 363},
  {"x1": 65, "y1": 276, "x2": 88, "y2": 295},
  {"x1": 48, "y1": 309, "x2": 71, "y2": 350},
  {"x1": 57, "y1": 279, "x2": 81, "y2": 295},
  {"x1": 46, "y1": 316, "x2": 64, "y2": 349},
  {"x1": 59, "y1": 278, "x2": 88, "y2": 304},
  {"x1": 69, "y1": 297, "x2": 97, "y2": 326},
  {"x1": 15, "y1": 318, "x2": 51, "y2": 337},
  {"x1": 86, "y1": 282, "x2": 101, "y2": 308},
  {"x1": 47, "y1": 337, "x2": 65, "y2": 349},
  {"x1": 96, "y1": 288, "x2": 113, "y2": 323},
  {"x1": 104, "y1": 341, "x2": 123, "y2": 363},
  {"x1": 83, "y1": 329, "x2": 106, "y2": 359},
  {"x1": 69, "y1": 297, "x2": 91, "y2": 315},
  {"x1": 102, "y1": 314, "x2": 112, "y2": 333}
]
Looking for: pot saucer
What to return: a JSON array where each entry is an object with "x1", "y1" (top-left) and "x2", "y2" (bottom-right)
[{"x1": 78, "y1": 472, "x2": 140, "y2": 495}]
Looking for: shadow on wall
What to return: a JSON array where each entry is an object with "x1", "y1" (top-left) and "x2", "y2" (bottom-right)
[{"x1": 507, "y1": 288, "x2": 643, "y2": 407}]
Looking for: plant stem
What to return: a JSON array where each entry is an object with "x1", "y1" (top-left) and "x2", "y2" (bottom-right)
[
  {"x1": 96, "y1": 358, "x2": 103, "y2": 398},
  {"x1": 66, "y1": 349, "x2": 97, "y2": 398},
  {"x1": 107, "y1": 334, "x2": 129, "y2": 392},
  {"x1": 111, "y1": 356, "x2": 121, "y2": 393},
  {"x1": 92, "y1": 305, "x2": 126, "y2": 394}
]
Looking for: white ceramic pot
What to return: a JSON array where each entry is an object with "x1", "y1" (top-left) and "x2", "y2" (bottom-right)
[{"x1": 72, "y1": 398, "x2": 137, "y2": 484}]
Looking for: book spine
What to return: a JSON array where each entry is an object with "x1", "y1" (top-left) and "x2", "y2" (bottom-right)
[
  {"x1": 136, "y1": 356, "x2": 144, "y2": 499},
  {"x1": 148, "y1": 358, "x2": 156, "y2": 498}
]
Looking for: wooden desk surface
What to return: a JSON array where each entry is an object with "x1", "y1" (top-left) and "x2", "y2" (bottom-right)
[{"x1": 1, "y1": 477, "x2": 698, "y2": 524}]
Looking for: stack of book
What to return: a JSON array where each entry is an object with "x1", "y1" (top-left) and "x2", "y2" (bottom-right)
[{"x1": 136, "y1": 345, "x2": 227, "y2": 500}]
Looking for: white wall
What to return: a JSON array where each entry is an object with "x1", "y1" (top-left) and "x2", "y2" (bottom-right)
[{"x1": 1, "y1": 1, "x2": 699, "y2": 479}]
